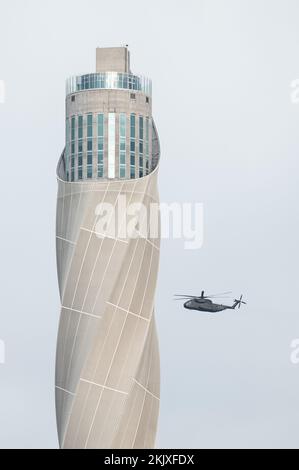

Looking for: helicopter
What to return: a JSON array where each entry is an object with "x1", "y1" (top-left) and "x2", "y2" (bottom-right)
[{"x1": 174, "y1": 291, "x2": 246, "y2": 313}]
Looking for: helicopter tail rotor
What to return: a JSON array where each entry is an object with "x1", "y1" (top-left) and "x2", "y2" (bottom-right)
[{"x1": 234, "y1": 294, "x2": 247, "y2": 308}]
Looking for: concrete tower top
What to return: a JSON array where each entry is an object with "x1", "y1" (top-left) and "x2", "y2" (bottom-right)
[{"x1": 96, "y1": 47, "x2": 131, "y2": 73}]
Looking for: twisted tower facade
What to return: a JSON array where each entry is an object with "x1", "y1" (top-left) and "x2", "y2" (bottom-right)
[{"x1": 55, "y1": 47, "x2": 161, "y2": 449}]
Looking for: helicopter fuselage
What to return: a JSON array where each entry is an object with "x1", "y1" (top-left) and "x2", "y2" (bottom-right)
[{"x1": 184, "y1": 298, "x2": 233, "y2": 313}]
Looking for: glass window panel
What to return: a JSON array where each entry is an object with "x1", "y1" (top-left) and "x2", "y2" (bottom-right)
[
  {"x1": 98, "y1": 114, "x2": 104, "y2": 137},
  {"x1": 87, "y1": 113, "x2": 93, "y2": 137},
  {"x1": 139, "y1": 116, "x2": 143, "y2": 140},
  {"x1": 120, "y1": 113, "x2": 126, "y2": 136},
  {"x1": 87, "y1": 165, "x2": 92, "y2": 178},
  {"x1": 78, "y1": 115, "x2": 83, "y2": 139},
  {"x1": 71, "y1": 116, "x2": 75, "y2": 141},
  {"x1": 130, "y1": 114, "x2": 135, "y2": 138}
]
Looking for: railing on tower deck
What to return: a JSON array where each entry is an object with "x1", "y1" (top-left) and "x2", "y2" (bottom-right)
[{"x1": 66, "y1": 72, "x2": 152, "y2": 97}]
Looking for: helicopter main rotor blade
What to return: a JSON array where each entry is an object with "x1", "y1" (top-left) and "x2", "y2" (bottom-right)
[
  {"x1": 174, "y1": 296, "x2": 199, "y2": 300},
  {"x1": 174, "y1": 297, "x2": 200, "y2": 301},
  {"x1": 175, "y1": 291, "x2": 232, "y2": 298},
  {"x1": 205, "y1": 295, "x2": 231, "y2": 299},
  {"x1": 204, "y1": 291, "x2": 232, "y2": 298},
  {"x1": 174, "y1": 295, "x2": 200, "y2": 298}
]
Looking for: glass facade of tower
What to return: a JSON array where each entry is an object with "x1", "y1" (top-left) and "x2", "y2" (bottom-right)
[{"x1": 64, "y1": 111, "x2": 152, "y2": 182}]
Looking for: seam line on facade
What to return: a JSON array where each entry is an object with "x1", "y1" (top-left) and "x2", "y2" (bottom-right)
[
  {"x1": 80, "y1": 378, "x2": 128, "y2": 395},
  {"x1": 61, "y1": 305, "x2": 102, "y2": 320},
  {"x1": 133, "y1": 378, "x2": 160, "y2": 401},
  {"x1": 56, "y1": 385, "x2": 76, "y2": 396},
  {"x1": 80, "y1": 226, "x2": 129, "y2": 244},
  {"x1": 106, "y1": 301, "x2": 150, "y2": 322},
  {"x1": 134, "y1": 231, "x2": 160, "y2": 251},
  {"x1": 56, "y1": 235, "x2": 77, "y2": 245}
]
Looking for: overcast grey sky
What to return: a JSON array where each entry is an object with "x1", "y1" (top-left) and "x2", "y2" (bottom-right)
[{"x1": 0, "y1": 0, "x2": 299, "y2": 448}]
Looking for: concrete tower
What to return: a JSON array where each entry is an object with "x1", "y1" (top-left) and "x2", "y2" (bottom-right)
[{"x1": 55, "y1": 47, "x2": 161, "y2": 449}]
